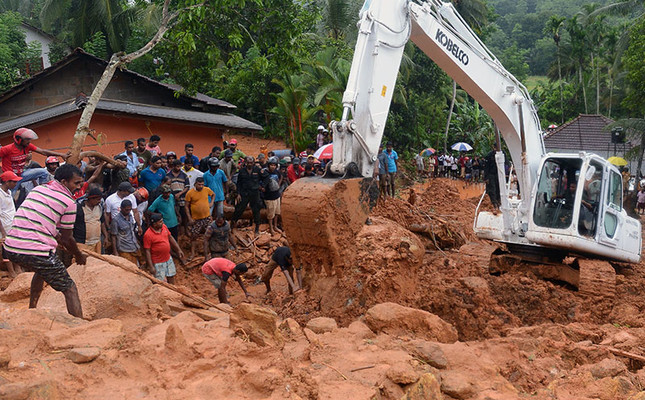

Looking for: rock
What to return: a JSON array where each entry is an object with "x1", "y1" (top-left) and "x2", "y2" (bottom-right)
[
  {"x1": 67, "y1": 347, "x2": 100, "y2": 363},
  {"x1": 255, "y1": 234, "x2": 272, "y2": 247},
  {"x1": 590, "y1": 358, "x2": 627, "y2": 379},
  {"x1": 212, "y1": 303, "x2": 233, "y2": 313},
  {"x1": 280, "y1": 318, "x2": 303, "y2": 338},
  {"x1": 229, "y1": 303, "x2": 283, "y2": 347},
  {"x1": 408, "y1": 340, "x2": 448, "y2": 369},
  {"x1": 600, "y1": 331, "x2": 637, "y2": 346},
  {"x1": 181, "y1": 296, "x2": 208, "y2": 309},
  {"x1": 303, "y1": 328, "x2": 320, "y2": 346},
  {"x1": 0, "y1": 351, "x2": 10, "y2": 368},
  {"x1": 440, "y1": 371, "x2": 474, "y2": 400},
  {"x1": 45, "y1": 318, "x2": 124, "y2": 350},
  {"x1": 630, "y1": 392, "x2": 645, "y2": 400},
  {"x1": 38, "y1": 258, "x2": 165, "y2": 320},
  {"x1": 165, "y1": 323, "x2": 189, "y2": 352},
  {"x1": 386, "y1": 362, "x2": 419, "y2": 385},
  {"x1": 0, "y1": 272, "x2": 34, "y2": 302},
  {"x1": 347, "y1": 321, "x2": 375, "y2": 339},
  {"x1": 401, "y1": 373, "x2": 442, "y2": 400},
  {"x1": 364, "y1": 303, "x2": 458, "y2": 343},
  {"x1": 459, "y1": 276, "x2": 489, "y2": 292},
  {"x1": 0, "y1": 380, "x2": 60, "y2": 400},
  {"x1": 306, "y1": 317, "x2": 337, "y2": 334}
]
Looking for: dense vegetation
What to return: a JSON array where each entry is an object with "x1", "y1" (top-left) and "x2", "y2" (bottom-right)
[{"x1": 1, "y1": 0, "x2": 644, "y2": 161}]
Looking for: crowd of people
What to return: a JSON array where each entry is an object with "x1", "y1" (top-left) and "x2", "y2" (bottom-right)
[
  {"x1": 413, "y1": 151, "x2": 488, "y2": 183},
  {"x1": 0, "y1": 126, "x2": 342, "y2": 318}
]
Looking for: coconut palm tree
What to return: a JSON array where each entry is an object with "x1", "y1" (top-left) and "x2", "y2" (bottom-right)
[
  {"x1": 545, "y1": 15, "x2": 566, "y2": 123},
  {"x1": 40, "y1": 0, "x2": 137, "y2": 55}
]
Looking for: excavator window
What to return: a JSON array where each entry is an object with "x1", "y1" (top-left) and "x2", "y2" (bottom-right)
[
  {"x1": 577, "y1": 161, "x2": 603, "y2": 237},
  {"x1": 533, "y1": 158, "x2": 583, "y2": 229}
]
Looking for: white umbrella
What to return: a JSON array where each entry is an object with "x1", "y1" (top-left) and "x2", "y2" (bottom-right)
[{"x1": 451, "y1": 142, "x2": 473, "y2": 152}]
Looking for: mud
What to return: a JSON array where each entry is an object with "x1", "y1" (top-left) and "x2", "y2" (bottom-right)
[{"x1": 2, "y1": 177, "x2": 645, "y2": 399}]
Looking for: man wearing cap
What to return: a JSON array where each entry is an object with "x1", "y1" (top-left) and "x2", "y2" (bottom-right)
[
  {"x1": 228, "y1": 139, "x2": 246, "y2": 163},
  {"x1": 316, "y1": 125, "x2": 326, "y2": 148},
  {"x1": 203, "y1": 158, "x2": 228, "y2": 218},
  {"x1": 45, "y1": 156, "x2": 60, "y2": 179},
  {"x1": 185, "y1": 177, "x2": 214, "y2": 260},
  {"x1": 111, "y1": 199, "x2": 143, "y2": 266},
  {"x1": 138, "y1": 155, "x2": 166, "y2": 193},
  {"x1": 104, "y1": 181, "x2": 142, "y2": 236},
  {"x1": 73, "y1": 187, "x2": 108, "y2": 254},
  {"x1": 201, "y1": 258, "x2": 250, "y2": 304},
  {"x1": 219, "y1": 149, "x2": 237, "y2": 181},
  {"x1": 0, "y1": 171, "x2": 22, "y2": 277},
  {"x1": 3, "y1": 164, "x2": 87, "y2": 317},
  {"x1": 144, "y1": 213, "x2": 184, "y2": 284},
  {"x1": 287, "y1": 157, "x2": 304, "y2": 183},
  {"x1": 147, "y1": 185, "x2": 180, "y2": 241}
]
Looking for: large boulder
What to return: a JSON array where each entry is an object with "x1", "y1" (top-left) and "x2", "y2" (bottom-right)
[
  {"x1": 44, "y1": 318, "x2": 124, "y2": 350},
  {"x1": 0, "y1": 272, "x2": 34, "y2": 302},
  {"x1": 364, "y1": 303, "x2": 458, "y2": 343},
  {"x1": 38, "y1": 257, "x2": 166, "y2": 320},
  {"x1": 306, "y1": 317, "x2": 338, "y2": 334},
  {"x1": 229, "y1": 303, "x2": 284, "y2": 347}
]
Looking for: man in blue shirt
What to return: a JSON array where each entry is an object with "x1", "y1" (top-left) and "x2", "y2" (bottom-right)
[
  {"x1": 384, "y1": 142, "x2": 398, "y2": 197},
  {"x1": 120, "y1": 141, "x2": 140, "y2": 176},
  {"x1": 179, "y1": 143, "x2": 200, "y2": 167},
  {"x1": 138, "y1": 156, "x2": 166, "y2": 193},
  {"x1": 203, "y1": 158, "x2": 228, "y2": 218}
]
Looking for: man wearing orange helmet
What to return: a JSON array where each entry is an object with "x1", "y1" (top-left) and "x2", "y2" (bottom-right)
[{"x1": 0, "y1": 128, "x2": 69, "y2": 193}]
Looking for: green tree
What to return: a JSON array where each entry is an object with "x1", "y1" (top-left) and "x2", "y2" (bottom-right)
[
  {"x1": 0, "y1": 11, "x2": 31, "y2": 92},
  {"x1": 271, "y1": 74, "x2": 320, "y2": 151},
  {"x1": 544, "y1": 15, "x2": 565, "y2": 123}
]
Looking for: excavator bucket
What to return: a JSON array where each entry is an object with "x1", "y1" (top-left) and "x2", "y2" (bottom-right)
[{"x1": 281, "y1": 176, "x2": 379, "y2": 278}]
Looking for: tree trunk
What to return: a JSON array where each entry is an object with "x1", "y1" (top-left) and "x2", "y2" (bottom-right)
[
  {"x1": 557, "y1": 45, "x2": 564, "y2": 124},
  {"x1": 579, "y1": 66, "x2": 588, "y2": 114},
  {"x1": 67, "y1": 0, "x2": 188, "y2": 165},
  {"x1": 607, "y1": 68, "x2": 614, "y2": 118},
  {"x1": 443, "y1": 79, "x2": 456, "y2": 153},
  {"x1": 594, "y1": 53, "x2": 600, "y2": 115}
]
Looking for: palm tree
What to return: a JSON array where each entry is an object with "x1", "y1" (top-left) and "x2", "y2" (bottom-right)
[
  {"x1": 272, "y1": 74, "x2": 320, "y2": 152},
  {"x1": 565, "y1": 15, "x2": 590, "y2": 114},
  {"x1": 303, "y1": 47, "x2": 351, "y2": 124},
  {"x1": 545, "y1": 15, "x2": 566, "y2": 123},
  {"x1": 315, "y1": 0, "x2": 363, "y2": 43},
  {"x1": 40, "y1": 0, "x2": 137, "y2": 54}
]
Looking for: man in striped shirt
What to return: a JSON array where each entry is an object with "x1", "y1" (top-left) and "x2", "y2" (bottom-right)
[{"x1": 3, "y1": 164, "x2": 87, "y2": 318}]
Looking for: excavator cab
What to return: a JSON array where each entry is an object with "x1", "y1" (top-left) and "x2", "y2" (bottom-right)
[{"x1": 526, "y1": 153, "x2": 641, "y2": 263}]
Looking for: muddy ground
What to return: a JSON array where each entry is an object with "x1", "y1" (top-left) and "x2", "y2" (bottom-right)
[{"x1": 2, "y1": 177, "x2": 645, "y2": 399}]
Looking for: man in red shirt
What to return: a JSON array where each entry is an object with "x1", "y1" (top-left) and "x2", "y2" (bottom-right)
[
  {"x1": 0, "y1": 128, "x2": 69, "y2": 193},
  {"x1": 143, "y1": 213, "x2": 185, "y2": 284},
  {"x1": 286, "y1": 157, "x2": 304, "y2": 183},
  {"x1": 201, "y1": 258, "x2": 250, "y2": 303}
]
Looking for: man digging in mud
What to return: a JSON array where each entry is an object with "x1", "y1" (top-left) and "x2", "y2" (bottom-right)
[
  {"x1": 201, "y1": 258, "x2": 251, "y2": 304},
  {"x1": 261, "y1": 246, "x2": 301, "y2": 295},
  {"x1": 3, "y1": 164, "x2": 87, "y2": 318}
]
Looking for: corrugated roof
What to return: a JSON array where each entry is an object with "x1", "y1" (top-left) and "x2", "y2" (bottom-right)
[
  {"x1": 0, "y1": 99, "x2": 262, "y2": 134},
  {"x1": 0, "y1": 49, "x2": 237, "y2": 110},
  {"x1": 543, "y1": 114, "x2": 627, "y2": 152}
]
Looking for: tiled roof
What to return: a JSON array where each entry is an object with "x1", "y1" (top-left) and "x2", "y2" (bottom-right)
[
  {"x1": 543, "y1": 114, "x2": 629, "y2": 153},
  {"x1": 0, "y1": 99, "x2": 262, "y2": 135}
]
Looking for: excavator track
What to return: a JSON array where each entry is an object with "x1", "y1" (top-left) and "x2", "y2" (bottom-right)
[{"x1": 489, "y1": 246, "x2": 616, "y2": 298}]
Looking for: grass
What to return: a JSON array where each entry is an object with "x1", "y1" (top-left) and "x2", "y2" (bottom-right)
[{"x1": 524, "y1": 75, "x2": 548, "y2": 91}]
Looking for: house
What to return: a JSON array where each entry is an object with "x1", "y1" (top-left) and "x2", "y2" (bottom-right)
[
  {"x1": 0, "y1": 49, "x2": 263, "y2": 165},
  {"x1": 20, "y1": 22, "x2": 62, "y2": 70},
  {"x1": 543, "y1": 114, "x2": 637, "y2": 173}
]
